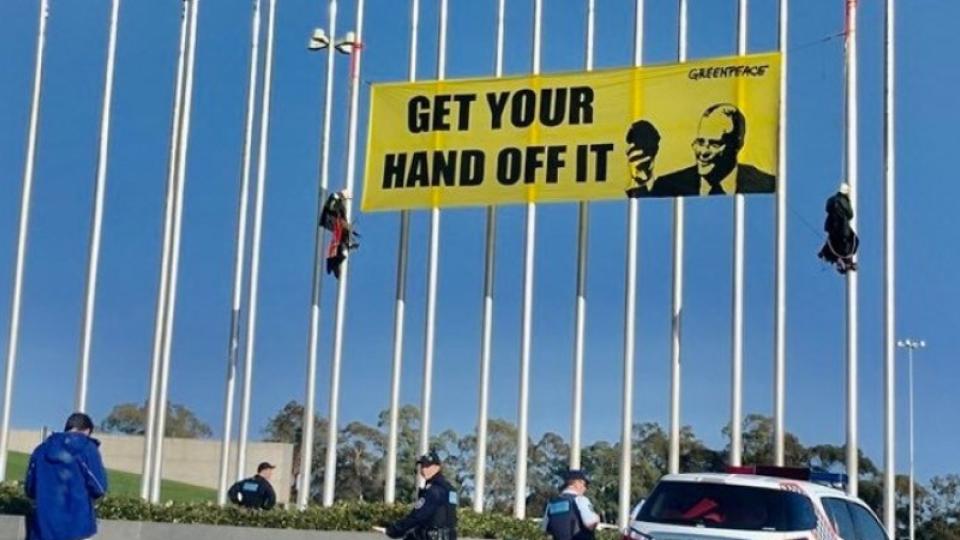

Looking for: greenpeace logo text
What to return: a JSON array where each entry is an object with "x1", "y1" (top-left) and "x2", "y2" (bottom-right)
[{"x1": 688, "y1": 64, "x2": 770, "y2": 81}]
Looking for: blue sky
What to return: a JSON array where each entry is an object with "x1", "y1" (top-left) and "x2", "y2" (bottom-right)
[{"x1": 0, "y1": 0, "x2": 956, "y2": 485}]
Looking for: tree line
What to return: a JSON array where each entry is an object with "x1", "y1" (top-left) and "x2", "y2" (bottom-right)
[{"x1": 101, "y1": 401, "x2": 960, "y2": 539}]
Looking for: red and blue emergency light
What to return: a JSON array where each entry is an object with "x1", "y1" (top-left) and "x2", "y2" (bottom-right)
[{"x1": 726, "y1": 465, "x2": 849, "y2": 487}]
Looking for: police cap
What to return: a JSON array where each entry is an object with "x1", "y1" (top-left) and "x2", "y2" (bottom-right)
[
  {"x1": 416, "y1": 451, "x2": 442, "y2": 467},
  {"x1": 563, "y1": 469, "x2": 590, "y2": 485}
]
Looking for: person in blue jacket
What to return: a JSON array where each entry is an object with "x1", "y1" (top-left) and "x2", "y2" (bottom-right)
[{"x1": 25, "y1": 413, "x2": 108, "y2": 540}]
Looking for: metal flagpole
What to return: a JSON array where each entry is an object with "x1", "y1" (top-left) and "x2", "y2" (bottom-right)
[
  {"x1": 235, "y1": 0, "x2": 275, "y2": 484},
  {"x1": 907, "y1": 344, "x2": 917, "y2": 540},
  {"x1": 151, "y1": 0, "x2": 200, "y2": 502},
  {"x1": 514, "y1": 0, "x2": 541, "y2": 519},
  {"x1": 729, "y1": 0, "x2": 747, "y2": 468},
  {"x1": 844, "y1": 0, "x2": 859, "y2": 498},
  {"x1": 298, "y1": 0, "x2": 338, "y2": 510},
  {"x1": 322, "y1": 0, "x2": 366, "y2": 507},
  {"x1": 0, "y1": 0, "x2": 49, "y2": 482},
  {"x1": 385, "y1": 0, "x2": 419, "y2": 505},
  {"x1": 619, "y1": 0, "x2": 644, "y2": 528},
  {"x1": 882, "y1": 0, "x2": 896, "y2": 532},
  {"x1": 417, "y1": 0, "x2": 449, "y2": 462},
  {"x1": 217, "y1": 0, "x2": 261, "y2": 505},
  {"x1": 908, "y1": 348, "x2": 923, "y2": 540},
  {"x1": 570, "y1": 0, "x2": 595, "y2": 472},
  {"x1": 236, "y1": 0, "x2": 276, "y2": 483},
  {"x1": 897, "y1": 339, "x2": 923, "y2": 540},
  {"x1": 141, "y1": 0, "x2": 189, "y2": 499},
  {"x1": 76, "y1": 0, "x2": 121, "y2": 413},
  {"x1": 668, "y1": 0, "x2": 688, "y2": 476},
  {"x1": 473, "y1": 0, "x2": 504, "y2": 512},
  {"x1": 773, "y1": 0, "x2": 789, "y2": 468},
  {"x1": 418, "y1": 0, "x2": 448, "y2": 462}
]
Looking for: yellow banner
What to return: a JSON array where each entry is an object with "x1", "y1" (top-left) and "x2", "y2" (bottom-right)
[{"x1": 362, "y1": 52, "x2": 780, "y2": 212}]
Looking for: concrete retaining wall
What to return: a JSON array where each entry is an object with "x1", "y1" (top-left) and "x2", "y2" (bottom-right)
[
  {"x1": 8, "y1": 430, "x2": 294, "y2": 504},
  {"x1": 0, "y1": 515, "x2": 474, "y2": 540}
]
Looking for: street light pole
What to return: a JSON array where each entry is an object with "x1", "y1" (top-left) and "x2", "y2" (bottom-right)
[
  {"x1": 323, "y1": 19, "x2": 366, "y2": 507},
  {"x1": 298, "y1": 9, "x2": 350, "y2": 508},
  {"x1": 897, "y1": 338, "x2": 925, "y2": 540}
]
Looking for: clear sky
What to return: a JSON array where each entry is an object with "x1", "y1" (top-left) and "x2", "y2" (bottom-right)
[{"x1": 0, "y1": 0, "x2": 956, "y2": 484}]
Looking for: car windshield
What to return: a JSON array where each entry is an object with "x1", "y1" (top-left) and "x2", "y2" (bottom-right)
[{"x1": 636, "y1": 480, "x2": 818, "y2": 532}]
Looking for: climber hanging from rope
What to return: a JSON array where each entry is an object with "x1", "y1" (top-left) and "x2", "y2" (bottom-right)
[
  {"x1": 320, "y1": 189, "x2": 359, "y2": 279},
  {"x1": 818, "y1": 182, "x2": 859, "y2": 274}
]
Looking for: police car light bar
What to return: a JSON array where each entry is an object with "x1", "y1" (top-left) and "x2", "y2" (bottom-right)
[{"x1": 726, "y1": 466, "x2": 849, "y2": 487}]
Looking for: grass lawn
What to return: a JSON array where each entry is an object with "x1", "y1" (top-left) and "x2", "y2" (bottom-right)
[{"x1": 6, "y1": 451, "x2": 215, "y2": 503}]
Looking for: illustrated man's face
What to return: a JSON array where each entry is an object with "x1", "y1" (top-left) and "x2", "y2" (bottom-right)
[{"x1": 692, "y1": 111, "x2": 739, "y2": 180}]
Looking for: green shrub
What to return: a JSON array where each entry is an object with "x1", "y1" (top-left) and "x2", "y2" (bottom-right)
[{"x1": 0, "y1": 482, "x2": 621, "y2": 540}]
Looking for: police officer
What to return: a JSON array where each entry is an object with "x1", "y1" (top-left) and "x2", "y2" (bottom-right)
[
  {"x1": 385, "y1": 451, "x2": 458, "y2": 540},
  {"x1": 228, "y1": 462, "x2": 277, "y2": 510},
  {"x1": 543, "y1": 470, "x2": 600, "y2": 540}
]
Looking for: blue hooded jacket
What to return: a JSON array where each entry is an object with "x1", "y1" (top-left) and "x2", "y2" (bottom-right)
[{"x1": 24, "y1": 432, "x2": 108, "y2": 540}]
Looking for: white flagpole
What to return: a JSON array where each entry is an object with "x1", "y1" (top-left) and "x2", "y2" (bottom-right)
[
  {"x1": 882, "y1": 0, "x2": 896, "y2": 532},
  {"x1": 773, "y1": 0, "x2": 789, "y2": 468},
  {"x1": 76, "y1": 0, "x2": 121, "y2": 413},
  {"x1": 236, "y1": 0, "x2": 276, "y2": 484},
  {"x1": 418, "y1": 0, "x2": 448, "y2": 462},
  {"x1": 669, "y1": 0, "x2": 688, "y2": 476},
  {"x1": 570, "y1": 0, "x2": 595, "y2": 472},
  {"x1": 298, "y1": 0, "x2": 338, "y2": 510},
  {"x1": 514, "y1": 0, "x2": 542, "y2": 519},
  {"x1": 141, "y1": 0, "x2": 189, "y2": 499},
  {"x1": 729, "y1": 0, "x2": 747, "y2": 468},
  {"x1": 217, "y1": 0, "x2": 261, "y2": 505},
  {"x1": 322, "y1": 0, "x2": 366, "y2": 507},
  {"x1": 619, "y1": 0, "x2": 644, "y2": 528},
  {"x1": 0, "y1": 0, "x2": 49, "y2": 482},
  {"x1": 151, "y1": 0, "x2": 200, "y2": 502},
  {"x1": 473, "y1": 0, "x2": 504, "y2": 513},
  {"x1": 844, "y1": 0, "x2": 859, "y2": 497},
  {"x1": 385, "y1": 0, "x2": 419, "y2": 505},
  {"x1": 908, "y1": 345, "x2": 916, "y2": 540}
]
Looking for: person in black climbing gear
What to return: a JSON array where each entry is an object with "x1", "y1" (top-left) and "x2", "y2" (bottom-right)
[
  {"x1": 818, "y1": 182, "x2": 859, "y2": 274},
  {"x1": 543, "y1": 469, "x2": 601, "y2": 540},
  {"x1": 320, "y1": 189, "x2": 359, "y2": 279},
  {"x1": 385, "y1": 451, "x2": 458, "y2": 540}
]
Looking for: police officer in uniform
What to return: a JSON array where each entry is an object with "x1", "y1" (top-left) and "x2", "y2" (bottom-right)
[
  {"x1": 385, "y1": 451, "x2": 458, "y2": 540},
  {"x1": 543, "y1": 470, "x2": 600, "y2": 540},
  {"x1": 228, "y1": 462, "x2": 277, "y2": 510}
]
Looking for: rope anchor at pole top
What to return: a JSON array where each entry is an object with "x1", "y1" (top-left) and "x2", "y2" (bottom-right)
[{"x1": 844, "y1": 0, "x2": 857, "y2": 35}]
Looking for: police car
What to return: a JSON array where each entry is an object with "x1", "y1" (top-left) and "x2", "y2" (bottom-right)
[{"x1": 624, "y1": 466, "x2": 888, "y2": 540}]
